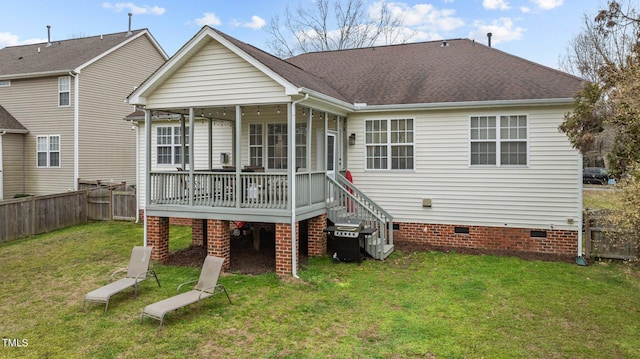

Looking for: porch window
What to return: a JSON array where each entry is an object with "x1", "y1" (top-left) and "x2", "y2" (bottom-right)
[
  {"x1": 470, "y1": 115, "x2": 527, "y2": 166},
  {"x1": 254, "y1": 123, "x2": 306, "y2": 170},
  {"x1": 36, "y1": 135, "x2": 60, "y2": 168},
  {"x1": 58, "y1": 76, "x2": 70, "y2": 107},
  {"x1": 365, "y1": 119, "x2": 414, "y2": 170},
  {"x1": 249, "y1": 124, "x2": 263, "y2": 167},
  {"x1": 157, "y1": 126, "x2": 189, "y2": 166}
]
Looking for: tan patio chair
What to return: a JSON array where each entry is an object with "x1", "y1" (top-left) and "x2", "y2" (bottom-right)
[
  {"x1": 83, "y1": 246, "x2": 160, "y2": 312},
  {"x1": 140, "y1": 255, "x2": 231, "y2": 327}
]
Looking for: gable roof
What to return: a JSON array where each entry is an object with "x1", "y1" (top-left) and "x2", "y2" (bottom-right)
[
  {"x1": 0, "y1": 29, "x2": 167, "y2": 80},
  {"x1": 287, "y1": 39, "x2": 585, "y2": 106},
  {"x1": 0, "y1": 105, "x2": 28, "y2": 133},
  {"x1": 129, "y1": 27, "x2": 584, "y2": 110}
]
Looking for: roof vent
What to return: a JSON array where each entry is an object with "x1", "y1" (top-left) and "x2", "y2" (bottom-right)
[
  {"x1": 46, "y1": 25, "x2": 52, "y2": 47},
  {"x1": 440, "y1": 40, "x2": 448, "y2": 47},
  {"x1": 487, "y1": 32, "x2": 492, "y2": 47}
]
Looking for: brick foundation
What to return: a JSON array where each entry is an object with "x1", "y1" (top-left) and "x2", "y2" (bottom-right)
[
  {"x1": 275, "y1": 222, "x2": 299, "y2": 276},
  {"x1": 207, "y1": 219, "x2": 230, "y2": 270},
  {"x1": 192, "y1": 219, "x2": 205, "y2": 247},
  {"x1": 146, "y1": 216, "x2": 169, "y2": 261},
  {"x1": 308, "y1": 214, "x2": 327, "y2": 256},
  {"x1": 394, "y1": 222, "x2": 577, "y2": 257}
]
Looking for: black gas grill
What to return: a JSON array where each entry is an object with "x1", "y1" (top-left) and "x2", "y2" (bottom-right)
[{"x1": 324, "y1": 219, "x2": 376, "y2": 263}]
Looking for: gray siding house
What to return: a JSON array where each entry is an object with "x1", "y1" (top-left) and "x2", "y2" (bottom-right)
[
  {"x1": 0, "y1": 29, "x2": 168, "y2": 199},
  {"x1": 128, "y1": 26, "x2": 585, "y2": 276}
]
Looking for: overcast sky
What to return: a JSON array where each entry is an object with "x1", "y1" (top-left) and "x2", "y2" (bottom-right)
[{"x1": 0, "y1": 0, "x2": 607, "y2": 69}]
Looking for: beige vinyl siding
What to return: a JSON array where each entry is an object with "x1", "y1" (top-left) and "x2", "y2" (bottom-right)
[
  {"x1": 346, "y1": 105, "x2": 580, "y2": 231},
  {"x1": 1, "y1": 133, "x2": 26, "y2": 198},
  {"x1": 78, "y1": 35, "x2": 166, "y2": 185},
  {"x1": 137, "y1": 120, "x2": 232, "y2": 207},
  {"x1": 0, "y1": 77, "x2": 75, "y2": 195},
  {"x1": 147, "y1": 38, "x2": 289, "y2": 108}
]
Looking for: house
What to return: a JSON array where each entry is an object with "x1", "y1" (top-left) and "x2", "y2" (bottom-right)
[
  {"x1": 127, "y1": 26, "x2": 585, "y2": 276},
  {"x1": 0, "y1": 28, "x2": 168, "y2": 199}
]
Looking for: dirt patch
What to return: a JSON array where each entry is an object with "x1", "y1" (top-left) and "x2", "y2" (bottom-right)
[
  {"x1": 165, "y1": 230, "x2": 308, "y2": 275},
  {"x1": 393, "y1": 240, "x2": 578, "y2": 264}
]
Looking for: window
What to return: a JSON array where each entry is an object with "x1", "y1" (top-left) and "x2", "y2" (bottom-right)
[
  {"x1": 0, "y1": 80, "x2": 10, "y2": 87},
  {"x1": 156, "y1": 126, "x2": 189, "y2": 165},
  {"x1": 295, "y1": 123, "x2": 307, "y2": 169},
  {"x1": 36, "y1": 135, "x2": 60, "y2": 168},
  {"x1": 251, "y1": 123, "x2": 306, "y2": 170},
  {"x1": 249, "y1": 124, "x2": 263, "y2": 167},
  {"x1": 470, "y1": 115, "x2": 528, "y2": 166},
  {"x1": 58, "y1": 76, "x2": 70, "y2": 106},
  {"x1": 365, "y1": 119, "x2": 414, "y2": 170}
]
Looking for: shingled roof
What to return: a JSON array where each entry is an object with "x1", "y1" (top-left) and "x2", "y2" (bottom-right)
[
  {"x1": 286, "y1": 39, "x2": 585, "y2": 106},
  {"x1": 0, "y1": 105, "x2": 28, "y2": 133},
  {"x1": 0, "y1": 29, "x2": 150, "y2": 78}
]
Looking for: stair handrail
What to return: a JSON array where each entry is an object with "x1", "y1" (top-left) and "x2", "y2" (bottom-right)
[
  {"x1": 334, "y1": 172, "x2": 393, "y2": 222},
  {"x1": 326, "y1": 175, "x2": 387, "y2": 224}
]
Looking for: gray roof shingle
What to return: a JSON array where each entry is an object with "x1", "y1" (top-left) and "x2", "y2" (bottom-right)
[
  {"x1": 0, "y1": 29, "x2": 148, "y2": 78},
  {"x1": 286, "y1": 38, "x2": 585, "y2": 105},
  {"x1": 0, "y1": 105, "x2": 27, "y2": 132}
]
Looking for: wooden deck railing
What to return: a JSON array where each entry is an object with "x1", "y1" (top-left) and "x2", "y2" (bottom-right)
[{"x1": 149, "y1": 171, "x2": 326, "y2": 210}]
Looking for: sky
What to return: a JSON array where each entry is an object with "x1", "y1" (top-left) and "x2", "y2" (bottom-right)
[{"x1": 0, "y1": 0, "x2": 609, "y2": 70}]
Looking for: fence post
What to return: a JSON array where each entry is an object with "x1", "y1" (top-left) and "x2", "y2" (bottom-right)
[{"x1": 584, "y1": 210, "x2": 591, "y2": 259}]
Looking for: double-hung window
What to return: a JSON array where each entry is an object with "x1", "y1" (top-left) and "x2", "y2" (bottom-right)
[
  {"x1": 157, "y1": 126, "x2": 189, "y2": 166},
  {"x1": 250, "y1": 123, "x2": 307, "y2": 170},
  {"x1": 58, "y1": 76, "x2": 70, "y2": 106},
  {"x1": 365, "y1": 118, "x2": 414, "y2": 170},
  {"x1": 36, "y1": 135, "x2": 60, "y2": 168},
  {"x1": 470, "y1": 115, "x2": 528, "y2": 166}
]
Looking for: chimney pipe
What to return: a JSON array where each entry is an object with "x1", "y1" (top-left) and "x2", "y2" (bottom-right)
[
  {"x1": 127, "y1": 13, "x2": 132, "y2": 35},
  {"x1": 46, "y1": 25, "x2": 51, "y2": 47},
  {"x1": 487, "y1": 32, "x2": 492, "y2": 48}
]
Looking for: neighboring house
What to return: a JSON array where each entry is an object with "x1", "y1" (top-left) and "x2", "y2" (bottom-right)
[
  {"x1": 127, "y1": 26, "x2": 585, "y2": 276},
  {"x1": 0, "y1": 29, "x2": 168, "y2": 199}
]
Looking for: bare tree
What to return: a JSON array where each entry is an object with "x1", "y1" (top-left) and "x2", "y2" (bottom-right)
[{"x1": 266, "y1": 0, "x2": 412, "y2": 58}]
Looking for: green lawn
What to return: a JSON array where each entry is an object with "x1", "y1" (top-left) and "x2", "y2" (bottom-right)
[{"x1": 1, "y1": 221, "x2": 639, "y2": 358}]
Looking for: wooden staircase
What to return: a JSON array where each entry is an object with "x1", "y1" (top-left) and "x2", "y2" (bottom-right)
[{"x1": 326, "y1": 174, "x2": 394, "y2": 260}]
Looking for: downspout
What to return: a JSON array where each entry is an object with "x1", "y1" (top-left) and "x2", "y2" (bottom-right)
[
  {"x1": 290, "y1": 93, "x2": 309, "y2": 278},
  {"x1": 134, "y1": 120, "x2": 140, "y2": 223},
  {"x1": 69, "y1": 71, "x2": 79, "y2": 190},
  {"x1": 576, "y1": 153, "x2": 586, "y2": 265},
  {"x1": 143, "y1": 109, "x2": 152, "y2": 247}
]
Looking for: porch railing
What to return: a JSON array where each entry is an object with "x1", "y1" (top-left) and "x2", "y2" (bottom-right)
[
  {"x1": 326, "y1": 173, "x2": 394, "y2": 259},
  {"x1": 149, "y1": 171, "x2": 326, "y2": 210}
]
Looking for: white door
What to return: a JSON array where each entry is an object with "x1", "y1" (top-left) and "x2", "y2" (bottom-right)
[{"x1": 326, "y1": 133, "x2": 337, "y2": 201}]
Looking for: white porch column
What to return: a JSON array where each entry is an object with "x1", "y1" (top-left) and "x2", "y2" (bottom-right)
[
  {"x1": 235, "y1": 105, "x2": 242, "y2": 208},
  {"x1": 188, "y1": 108, "x2": 195, "y2": 206}
]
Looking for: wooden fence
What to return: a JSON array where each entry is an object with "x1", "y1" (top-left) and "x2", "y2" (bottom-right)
[
  {"x1": 584, "y1": 209, "x2": 638, "y2": 260},
  {"x1": 0, "y1": 191, "x2": 88, "y2": 242},
  {"x1": 0, "y1": 186, "x2": 137, "y2": 242}
]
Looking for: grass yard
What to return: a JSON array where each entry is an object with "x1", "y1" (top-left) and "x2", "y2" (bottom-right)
[{"x1": 1, "y1": 221, "x2": 639, "y2": 358}]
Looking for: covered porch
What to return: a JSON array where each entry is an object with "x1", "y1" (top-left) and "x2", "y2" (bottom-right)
[{"x1": 140, "y1": 101, "x2": 349, "y2": 276}]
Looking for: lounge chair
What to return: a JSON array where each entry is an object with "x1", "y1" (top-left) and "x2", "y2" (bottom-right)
[
  {"x1": 83, "y1": 246, "x2": 160, "y2": 312},
  {"x1": 140, "y1": 255, "x2": 231, "y2": 326}
]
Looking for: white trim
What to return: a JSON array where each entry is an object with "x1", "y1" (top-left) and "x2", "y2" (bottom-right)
[
  {"x1": 71, "y1": 72, "x2": 79, "y2": 190},
  {"x1": 58, "y1": 76, "x2": 71, "y2": 107},
  {"x1": 36, "y1": 134, "x2": 61, "y2": 168},
  {"x1": 363, "y1": 118, "x2": 416, "y2": 171}
]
